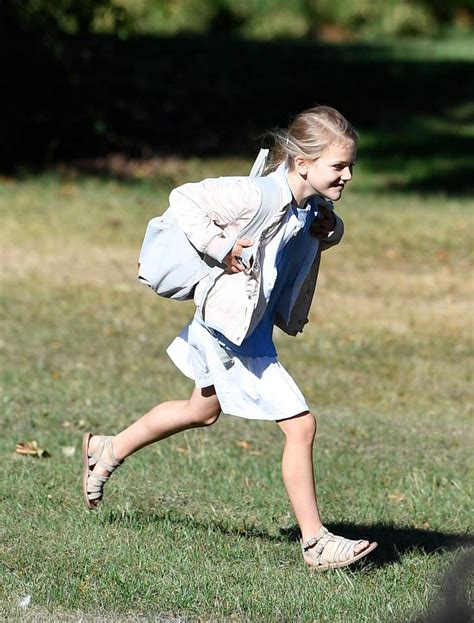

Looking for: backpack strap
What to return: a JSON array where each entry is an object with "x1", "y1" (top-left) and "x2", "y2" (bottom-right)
[
  {"x1": 249, "y1": 148, "x2": 270, "y2": 177},
  {"x1": 239, "y1": 176, "x2": 282, "y2": 239},
  {"x1": 237, "y1": 153, "x2": 284, "y2": 268}
]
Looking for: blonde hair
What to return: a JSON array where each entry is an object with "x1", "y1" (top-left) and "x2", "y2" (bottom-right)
[{"x1": 265, "y1": 105, "x2": 358, "y2": 173}]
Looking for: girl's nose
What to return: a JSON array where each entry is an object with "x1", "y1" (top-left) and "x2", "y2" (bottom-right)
[{"x1": 341, "y1": 166, "x2": 353, "y2": 181}]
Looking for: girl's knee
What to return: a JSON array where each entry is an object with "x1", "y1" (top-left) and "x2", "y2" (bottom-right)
[
  {"x1": 186, "y1": 386, "x2": 221, "y2": 427},
  {"x1": 188, "y1": 406, "x2": 221, "y2": 427},
  {"x1": 300, "y1": 412, "x2": 317, "y2": 439},
  {"x1": 279, "y1": 411, "x2": 317, "y2": 442}
]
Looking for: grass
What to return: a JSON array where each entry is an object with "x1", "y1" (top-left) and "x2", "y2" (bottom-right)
[{"x1": 0, "y1": 157, "x2": 473, "y2": 622}]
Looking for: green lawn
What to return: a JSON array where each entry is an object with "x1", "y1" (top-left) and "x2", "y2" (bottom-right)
[{"x1": 0, "y1": 157, "x2": 472, "y2": 622}]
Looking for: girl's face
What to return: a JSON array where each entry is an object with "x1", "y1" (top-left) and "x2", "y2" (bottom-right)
[{"x1": 304, "y1": 142, "x2": 357, "y2": 201}]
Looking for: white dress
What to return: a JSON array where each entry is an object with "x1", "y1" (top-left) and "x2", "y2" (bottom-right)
[{"x1": 167, "y1": 208, "x2": 311, "y2": 421}]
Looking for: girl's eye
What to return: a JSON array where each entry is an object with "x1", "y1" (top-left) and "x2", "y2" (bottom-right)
[{"x1": 333, "y1": 163, "x2": 355, "y2": 171}]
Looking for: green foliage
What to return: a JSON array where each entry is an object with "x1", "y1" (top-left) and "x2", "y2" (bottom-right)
[
  {"x1": 112, "y1": 0, "x2": 473, "y2": 39},
  {"x1": 2, "y1": 0, "x2": 130, "y2": 36},
  {"x1": 3, "y1": 0, "x2": 473, "y2": 39},
  {"x1": 419, "y1": 0, "x2": 474, "y2": 22},
  {"x1": 307, "y1": 0, "x2": 438, "y2": 37}
]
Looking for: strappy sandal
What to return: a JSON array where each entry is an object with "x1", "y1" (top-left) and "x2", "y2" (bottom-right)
[
  {"x1": 302, "y1": 526, "x2": 378, "y2": 570},
  {"x1": 82, "y1": 433, "x2": 123, "y2": 510}
]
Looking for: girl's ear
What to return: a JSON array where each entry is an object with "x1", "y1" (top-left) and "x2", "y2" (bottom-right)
[{"x1": 294, "y1": 155, "x2": 309, "y2": 176}]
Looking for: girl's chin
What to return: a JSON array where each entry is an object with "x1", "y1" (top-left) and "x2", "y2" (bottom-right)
[{"x1": 326, "y1": 187, "x2": 344, "y2": 199}]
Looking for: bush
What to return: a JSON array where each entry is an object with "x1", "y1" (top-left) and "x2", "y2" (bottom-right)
[
  {"x1": 306, "y1": 0, "x2": 438, "y2": 38},
  {"x1": 2, "y1": 0, "x2": 130, "y2": 36},
  {"x1": 377, "y1": 3, "x2": 437, "y2": 37},
  {"x1": 3, "y1": 0, "x2": 473, "y2": 40}
]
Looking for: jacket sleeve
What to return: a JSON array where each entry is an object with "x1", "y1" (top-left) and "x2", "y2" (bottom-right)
[
  {"x1": 169, "y1": 177, "x2": 261, "y2": 263},
  {"x1": 319, "y1": 214, "x2": 344, "y2": 251}
]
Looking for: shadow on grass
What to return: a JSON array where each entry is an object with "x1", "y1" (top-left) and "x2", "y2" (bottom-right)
[
  {"x1": 100, "y1": 510, "x2": 474, "y2": 619},
  {"x1": 411, "y1": 549, "x2": 474, "y2": 623},
  {"x1": 3, "y1": 32, "x2": 474, "y2": 193},
  {"x1": 101, "y1": 508, "x2": 473, "y2": 568}
]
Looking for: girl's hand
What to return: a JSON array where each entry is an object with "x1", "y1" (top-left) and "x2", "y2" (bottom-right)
[
  {"x1": 310, "y1": 205, "x2": 336, "y2": 239},
  {"x1": 223, "y1": 239, "x2": 253, "y2": 273}
]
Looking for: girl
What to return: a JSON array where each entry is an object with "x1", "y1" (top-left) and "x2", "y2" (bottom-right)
[{"x1": 82, "y1": 105, "x2": 378, "y2": 570}]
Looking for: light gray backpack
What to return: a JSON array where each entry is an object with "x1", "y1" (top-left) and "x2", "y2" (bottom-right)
[{"x1": 137, "y1": 149, "x2": 283, "y2": 301}]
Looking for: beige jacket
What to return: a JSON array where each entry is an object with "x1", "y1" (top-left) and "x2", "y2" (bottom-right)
[{"x1": 169, "y1": 163, "x2": 344, "y2": 345}]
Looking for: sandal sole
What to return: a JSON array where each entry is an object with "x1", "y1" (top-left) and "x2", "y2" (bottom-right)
[
  {"x1": 307, "y1": 541, "x2": 378, "y2": 571},
  {"x1": 82, "y1": 432, "x2": 97, "y2": 510}
]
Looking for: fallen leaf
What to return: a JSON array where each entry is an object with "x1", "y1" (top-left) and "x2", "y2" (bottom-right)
[
  {"x1": 413, "y1": 521, "x2": 430, "y2": 530},
  {"x1": 15, "y1": 441, "x2": 51, "y2": 458},
  {"x1": 237, "y1": 440, "x2": 252, "y2": 450},
  {"x1": 387, "y1": 492, "x2": 405, "y2": 503},
  {"x1": 106, "y1": 217, "x2": 123, "y2": 229}
]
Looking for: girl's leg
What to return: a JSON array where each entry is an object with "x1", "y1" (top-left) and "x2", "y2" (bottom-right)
[
  {"x1": 277, "y1": 412, "x2": 370, "y2": 556},
  {"x1": 84, "y1": 386, "x2": 220, "y2": 505},
  {"x1": 107, "y1": 385, "x2": 220, "y2": 460}
]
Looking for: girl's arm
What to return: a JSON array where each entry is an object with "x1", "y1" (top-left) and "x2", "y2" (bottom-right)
[{"x1": 169, "y1": 177, "x2": 261, "y2": 263}]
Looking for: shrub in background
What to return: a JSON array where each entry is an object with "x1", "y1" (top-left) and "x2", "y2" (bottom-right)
[
  {"x1": 4, "y1": 0, "x2": 472, "y2": 40},
  {"x1": 306, "y1": 0, "x2": 438, "y2": 38},
  {"x1": 2, "y1": 0, "x2": 130, "y2": 36},
  {"x1": 117, "y1": 0, "x2": 473, "y2": 39}
]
